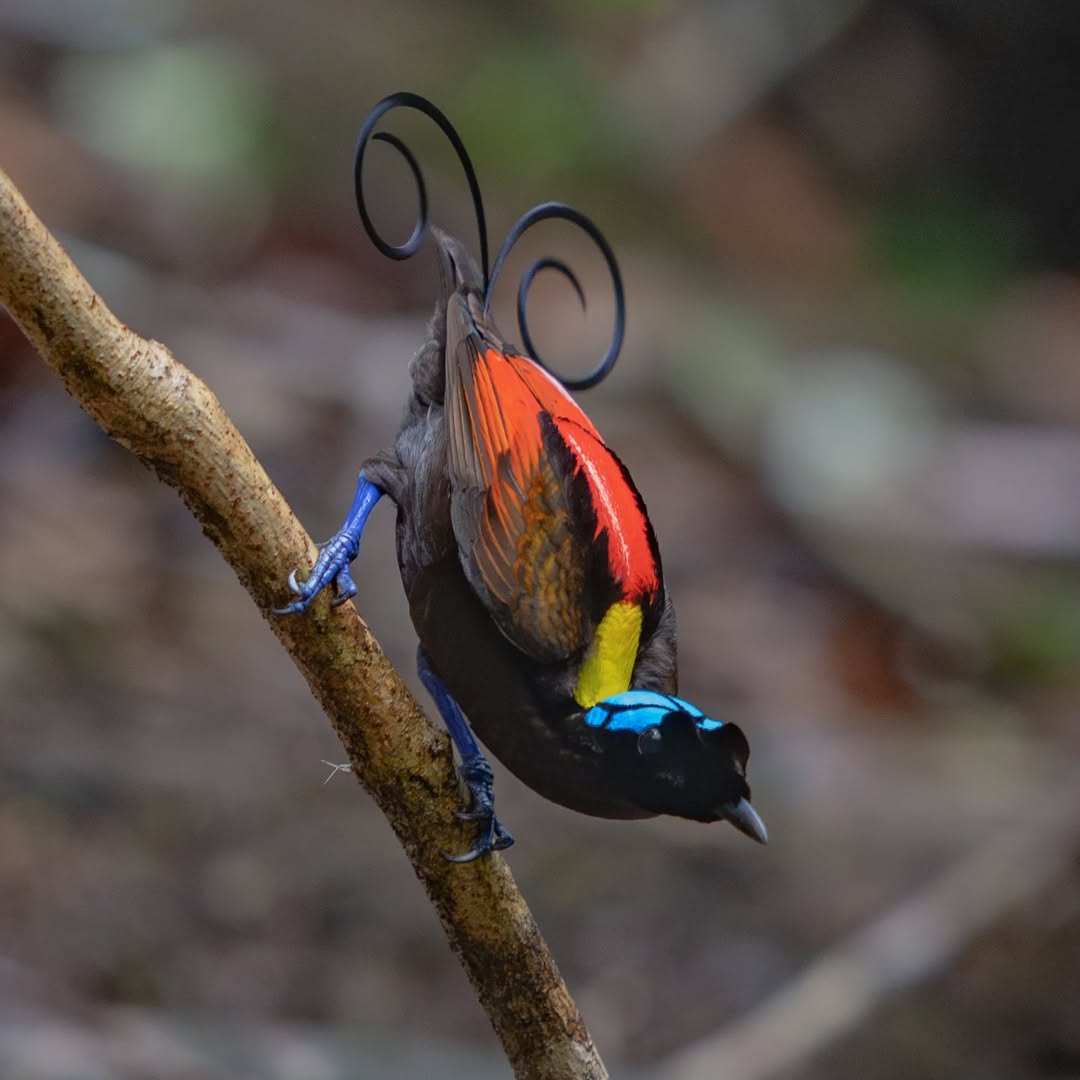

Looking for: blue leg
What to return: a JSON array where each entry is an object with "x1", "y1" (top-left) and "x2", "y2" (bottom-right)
[
  {"x1": 417, "y1": 647, "x2": 514, "y2": 862},
  {"x1": 274, "y1": 476, "x2": 383, "y2": 615}
]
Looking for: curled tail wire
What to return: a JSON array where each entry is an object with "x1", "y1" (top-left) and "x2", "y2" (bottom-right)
[
  {"x1": 353, "y1": 91, "x2": 625, "y2": 390},
  {"x1": 354, "y1": 91, "x2": 489, "y2": 284},
  {"x1": 487, "y1": 201, "x2": 624, "y2": 391}
]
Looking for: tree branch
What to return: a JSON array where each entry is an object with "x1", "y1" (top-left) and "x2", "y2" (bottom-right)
[{"x1": 0, "y1": 165, "x2": 606, "y2": 1080}]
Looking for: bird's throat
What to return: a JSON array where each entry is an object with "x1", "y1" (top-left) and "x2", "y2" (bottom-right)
[{"x1": 573, "y1": 601, "x2": 643, "y2": 708}]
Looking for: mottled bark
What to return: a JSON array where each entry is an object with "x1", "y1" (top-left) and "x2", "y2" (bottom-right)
[{"x1": 0, "y1": 166, "x2": 607, "y2": 1080}]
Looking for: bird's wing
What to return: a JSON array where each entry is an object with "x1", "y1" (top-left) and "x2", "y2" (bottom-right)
[{"x1": 444, "y1": 292, "x2": 661, "y2": 664}]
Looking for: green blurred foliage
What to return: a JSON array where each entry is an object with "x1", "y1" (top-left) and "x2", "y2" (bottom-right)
[
  {"x1": 872, "y1": 192, "x2": 1021, "y2": 317},
  {"x1": 990, "y1": 575, "x2": 1080, "y2": 686},
  {"x1": 54, "y1": 41, "x2": 280, "y2": 195}
]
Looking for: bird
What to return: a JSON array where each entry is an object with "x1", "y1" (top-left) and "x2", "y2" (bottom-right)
[{"x1": 276, "y1": 92, "x2": 766, "y2": 861}]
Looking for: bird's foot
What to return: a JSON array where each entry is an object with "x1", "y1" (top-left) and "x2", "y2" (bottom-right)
[
  {"x1": 416, "y1": 646, "x2": 514, "y2": 862},
  {"x1": 273, "y1": 534, "x2": 360, "y2": 614},
  {"x1": 273, "y1": 476, "x2": 383, "y2": 615},
  {"x1": 444, "y1": 755, "x2": 514, "y2": 863}
]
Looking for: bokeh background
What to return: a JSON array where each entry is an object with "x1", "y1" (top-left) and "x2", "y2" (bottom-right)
[{"x1": 2, "y1": 2, "x2": 1079, "y2": 1077}]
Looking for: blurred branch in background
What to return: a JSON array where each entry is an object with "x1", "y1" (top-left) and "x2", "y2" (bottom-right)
[
  {"x1": 663, "y1": 770, "x2": 1080, "y2": 1080},
  {"x1": 0, "y1": 166, "x2": 606, "y2": 1080}
]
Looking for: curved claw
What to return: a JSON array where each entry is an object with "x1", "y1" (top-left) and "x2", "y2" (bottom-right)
[
  {"x1": 330, "y1": 564, "x2": 358, "y2": 607},
  {"x1": 272, "y1": 593, "x2": 312, "y2": 617},
  {"x1": 443, "y1": 819, "x2": 514, "y2": 863},
  {"x1": 444, "y1": 845, "x2": 486, "y2": 864},
  {"x1": 286, "y1": 568, "x2": 302, "y2": 594},
  {"x1": 441, "y1": 756, "x2": 514, "y2": 861}
]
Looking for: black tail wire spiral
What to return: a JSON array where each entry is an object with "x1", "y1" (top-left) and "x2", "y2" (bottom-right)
[{"x1": 353, "y1": 91, "x2": 624, "y2": 390}]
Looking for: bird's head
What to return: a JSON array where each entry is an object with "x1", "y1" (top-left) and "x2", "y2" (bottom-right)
[{"x1": 583, "y1": 690, "x2": 767, "y2": 844}]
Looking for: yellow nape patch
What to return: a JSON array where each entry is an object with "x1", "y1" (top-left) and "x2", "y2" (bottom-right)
[{"x1": 574, "y1": 601, "x2": 643, "y2": 708}]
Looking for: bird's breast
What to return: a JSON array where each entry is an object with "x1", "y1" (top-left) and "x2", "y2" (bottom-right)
[{"x1": 407, "y1": 556, "x2": 653, "y2": 820}]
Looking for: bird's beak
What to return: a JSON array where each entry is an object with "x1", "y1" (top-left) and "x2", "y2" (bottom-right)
[{"x1": 719, "y1": 797, "x2": 768, "y2": 845}]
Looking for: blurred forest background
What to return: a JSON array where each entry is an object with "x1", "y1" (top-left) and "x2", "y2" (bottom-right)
[{"x1": 2, "y1": 1, "x2": 1079, "y2": 1077}]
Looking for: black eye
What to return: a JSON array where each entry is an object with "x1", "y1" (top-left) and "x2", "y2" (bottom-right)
[{"x1": 637, "y1": 726, "x2": 662, "y2": 755}]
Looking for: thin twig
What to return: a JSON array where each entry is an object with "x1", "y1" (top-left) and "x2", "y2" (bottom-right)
[{"x1": 0, "y1": 165, "x2": 606, "y2": 1080}]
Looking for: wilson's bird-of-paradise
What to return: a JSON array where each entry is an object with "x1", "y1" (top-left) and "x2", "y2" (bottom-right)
[{"x1": 278, "y1": 92, "x2": 766, "y2": 861}]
